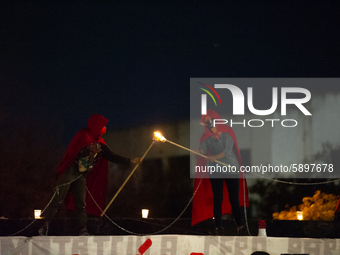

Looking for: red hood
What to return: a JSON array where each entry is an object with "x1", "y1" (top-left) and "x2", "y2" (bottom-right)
[{"x1": 87, "y1": 114, "x2": 108, "y2": 140}]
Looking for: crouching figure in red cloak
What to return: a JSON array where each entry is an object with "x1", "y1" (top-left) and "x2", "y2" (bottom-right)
[{"x1": 38, "y1": 114, "x2": 141, "y2": 236}]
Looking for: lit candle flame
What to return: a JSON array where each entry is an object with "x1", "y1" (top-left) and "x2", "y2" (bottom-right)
[
  {"x1": 34, "y1": 210, "x2": 41, "y2": 219},
  {"x1": 154, "y1": 131, "x2": 166, "y2": 142}
]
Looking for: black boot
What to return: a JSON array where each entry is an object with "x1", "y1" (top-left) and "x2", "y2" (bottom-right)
[
  {"x1": 214, "y1": 227, "x2": 225, "y2": 236},
  {"x1": 38, "y1": 226, "x2": 49, "y2": 236},
  {"x1": 79, "y1": 227, "x2": 90, "y2": 236},
  {"x1": 237, "y1": 225, "x2": 249, "y2": 236}
]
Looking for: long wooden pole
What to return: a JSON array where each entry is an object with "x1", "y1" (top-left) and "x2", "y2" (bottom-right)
[
  {"x1": 165, "y1": 139, "x2": 230, "y2": 167},
  {"x1": 100, "y1": 141, "x2": 155, "y2": 217}
]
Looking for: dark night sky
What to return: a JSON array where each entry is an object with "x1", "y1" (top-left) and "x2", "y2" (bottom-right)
[{"x1": 1, "y1": 1, "x2": 339, "y2": 143}]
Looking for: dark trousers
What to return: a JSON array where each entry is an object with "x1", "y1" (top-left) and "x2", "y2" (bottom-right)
[
  {"x1": 209, "y1": 178, "x2": 243, "y2": 228},
  {"x1": 44, "y1": 164, "x2": 87, "y2": 229}
]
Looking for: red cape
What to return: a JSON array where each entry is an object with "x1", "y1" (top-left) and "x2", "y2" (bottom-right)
[
  {"x1": 335, "y1": 198, "x2": 340, "y2": 215},
  {"x1": 191, "y1": 109, "x2": 249, "y2": 226},
  {"x1": 56, "y1": 114, "x2": 109, "y2": 216}
]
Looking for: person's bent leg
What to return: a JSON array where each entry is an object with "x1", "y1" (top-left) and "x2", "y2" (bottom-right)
[{"x1": 39, "y1": 167, "x2": 78, "y2": 236}]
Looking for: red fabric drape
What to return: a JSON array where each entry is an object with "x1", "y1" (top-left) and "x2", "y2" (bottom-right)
[{"x1": 335, "y1": 198, "x2": 340, "y2": 215}]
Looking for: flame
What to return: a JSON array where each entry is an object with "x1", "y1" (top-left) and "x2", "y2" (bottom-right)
[{"x1": 154, "y1": 131, "x2": 166, "y2": 142}]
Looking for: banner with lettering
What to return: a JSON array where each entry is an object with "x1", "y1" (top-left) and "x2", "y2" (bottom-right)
[{"x1": 1, "y1": 235, "x2": 338, "y2": 255}]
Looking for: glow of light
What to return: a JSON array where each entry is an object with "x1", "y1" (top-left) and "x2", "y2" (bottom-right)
[
  {"x1": 34, "y1": 210, "x2": 41, "y2": 219},
  {"x1": 153, "y1": 131, "x2": 166, "y2": 142},
  {"x1": 142, "y1": 209, "x2": 149, "y2": 218},
  {"x1": 297, "y1": 211, "x2": 303, "y2": 221}
]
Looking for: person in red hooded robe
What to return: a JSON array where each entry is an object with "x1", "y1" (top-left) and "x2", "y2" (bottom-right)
[
  {"x1": 38, "y1": 114, "x2": 140, "y2": 236},
  {"x1": 192, "y1": 109, "x2": 249, "y2": 235}
]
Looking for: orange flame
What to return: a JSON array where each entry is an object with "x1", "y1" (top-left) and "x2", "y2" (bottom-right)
[{"x1": 154, "y1": 131, "x2": 166, "y2": 142}]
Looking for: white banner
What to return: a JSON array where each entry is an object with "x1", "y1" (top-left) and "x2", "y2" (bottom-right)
[{"x1": 1, "y1": 235, "x2": 339, "y2": 255}]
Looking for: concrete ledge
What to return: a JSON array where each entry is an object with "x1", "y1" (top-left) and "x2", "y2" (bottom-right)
[{"x1": 1, "y1": 218, "x2": 340, "y2": 238}]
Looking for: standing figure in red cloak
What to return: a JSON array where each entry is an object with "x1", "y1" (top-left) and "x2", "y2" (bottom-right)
[
  {"x1": 192, "y1": 109, "x2": 249, "y2": 235},
  {"x1": 38, "y1": 114, "x2": 141, "y2": 236}
]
